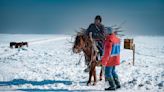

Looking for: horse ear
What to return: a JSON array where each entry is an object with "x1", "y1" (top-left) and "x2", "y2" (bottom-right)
[
  {"x1": 77, "y1": 31, "x2": 84, "y2": 39},
  {"x1": 77, "y1": 32, "x2": 81, "y2": 36}
]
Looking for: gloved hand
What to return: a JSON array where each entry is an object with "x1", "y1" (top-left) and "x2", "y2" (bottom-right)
[{"x1": 102, "y1": 57, "x2": 107, "y2": 66}]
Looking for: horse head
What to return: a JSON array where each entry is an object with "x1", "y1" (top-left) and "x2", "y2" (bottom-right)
[{"x1": 72, "y1": 31, "x2": 86, "y2": 53}]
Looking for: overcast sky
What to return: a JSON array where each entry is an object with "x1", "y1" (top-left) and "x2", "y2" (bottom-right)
[{"x1": 0, "y1": 0, "x2": 164, "y2": 35}]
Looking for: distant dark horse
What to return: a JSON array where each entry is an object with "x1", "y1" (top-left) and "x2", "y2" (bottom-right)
[
  {"x1": 10, "y1": 42, "x2": 17, "y2": 48},
  {"x1": 72, "y1": 29, "x2": 102, "y2": 85},
  {"x1": 10, "y1": 42, "x2": 28, "y2": 48},
  {"x1": 22, "y1": 42, "x2": 28, "y2": 47}
]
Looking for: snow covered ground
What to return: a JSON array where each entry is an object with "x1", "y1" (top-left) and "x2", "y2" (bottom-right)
[{"x1": 0, "y1": 34, "x2": 163, "y2": 91}]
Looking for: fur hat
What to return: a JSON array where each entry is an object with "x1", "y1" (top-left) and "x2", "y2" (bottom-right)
[
  {"x1": 95, "y1": 15, "x2": 102, "y2": 22},
  {"x1": 106, "y1": 27, "x2": 113, "y2": 34}
]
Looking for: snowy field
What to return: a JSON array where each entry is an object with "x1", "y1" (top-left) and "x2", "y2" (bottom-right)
[{"x1": 0, "y1": 34, "x2": 164, "y2": 91}]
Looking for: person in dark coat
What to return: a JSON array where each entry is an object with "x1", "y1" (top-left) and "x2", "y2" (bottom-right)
[
  {"x1": 84, "y1": 15, "x2": 105, "y2": 72},
  {"x1": 86, "y1": 15, "x2": 105, "y2": 41}
]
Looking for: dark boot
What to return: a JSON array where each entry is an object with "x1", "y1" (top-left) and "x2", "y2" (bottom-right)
[
  {"x1": 105, "y1": 79, "x2": 116, "y2": 91},
  {"x1": 84, "y1": 65, "x2": 90, "y2": 72},
  {"x1": 84, "y1": 67, "x2": 90, "y2": 72},
  {"x1": 114, "y1": 78, "x2": 121, "y2": 89}
]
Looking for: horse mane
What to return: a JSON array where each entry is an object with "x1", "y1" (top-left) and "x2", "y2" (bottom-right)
[
  {"x1": 76, "y1": 28, "x2": 86, "y2": 36},
  {"x1": 74, "y1": 28, "x2": 92, "y2": 49}
]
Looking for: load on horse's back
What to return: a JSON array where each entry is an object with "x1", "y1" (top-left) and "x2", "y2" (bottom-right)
[{"x1": 72, "y1": 29, "x2": 103, "y2": 85}]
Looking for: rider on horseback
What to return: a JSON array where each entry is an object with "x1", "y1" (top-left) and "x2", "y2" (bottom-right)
[{"x1": 85, "y1": 15, "x2": 106, "y2": 72}]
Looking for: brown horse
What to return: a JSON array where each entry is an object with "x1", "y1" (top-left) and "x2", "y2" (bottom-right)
[{"x1": 72, "y1": 30, "x2": 102, "y2": 85}]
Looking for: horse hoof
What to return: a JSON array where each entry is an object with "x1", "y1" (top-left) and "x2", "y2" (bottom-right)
[
  {"x1": 100, "y1": 76, "x2": 102, "y2": 81},
  {"x1": 93, "y1": 82, "x2": 96, "y2": 85},
  {"x1": 87, "y1": 82, "x2": 91, "y2": 86},
  {"x1": 87, "y1": 83, "x2": 91, "y2": 86}
]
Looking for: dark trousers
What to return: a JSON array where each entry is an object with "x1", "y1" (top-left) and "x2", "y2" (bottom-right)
[{"x1": 96, "y1": 41, "x2": 104, "y2": 58}]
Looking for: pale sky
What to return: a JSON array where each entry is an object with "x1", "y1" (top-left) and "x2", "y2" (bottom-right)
[{"x1": 0, "y1": 0, "x2": 164, "y2": 35}]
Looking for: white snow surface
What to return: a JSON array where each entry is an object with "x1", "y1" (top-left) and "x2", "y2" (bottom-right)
[{"x1": 0, "y1": 34, "x2": 164, "y2": 91}]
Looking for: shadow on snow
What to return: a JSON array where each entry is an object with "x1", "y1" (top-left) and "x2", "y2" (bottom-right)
[{"x1": 0, "y1": 79, "x2": 72, "y2": 86}]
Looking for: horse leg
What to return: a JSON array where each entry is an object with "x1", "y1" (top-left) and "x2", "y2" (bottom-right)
[
  {"x1": 93, "y1": 66, "x2": 97, "y2": 85},
  {"x1": 90, "y1": 62, "x2": 97, "y2": 85},
  {"x1": 95, "y1": 61, "x2": 103, "y2": 81},
  {"x1": 15, "y1": 44, "x2": 18, "y2": 48},
  {"x1": 100, "y1": 67, "x2": 103, "y2": 81},
  {"x1": 87, "y1": 62, "x2": 96, "y2": 86},
  {"x1": 87, "y1": 70, "x2": 92, "y2": 85},
  {"x1": 10, "y1": 45, "x2": 13, "y2": 48}
]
